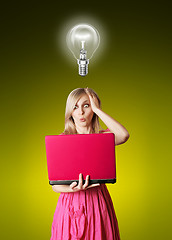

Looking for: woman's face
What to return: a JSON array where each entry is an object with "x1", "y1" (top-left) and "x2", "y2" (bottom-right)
[{"x1": 71, "y1": 94, "x2": 94, "y2": 128}]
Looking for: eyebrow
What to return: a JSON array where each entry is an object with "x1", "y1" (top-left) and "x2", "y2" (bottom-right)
[{"x1": 75, "y1": 100, "x2": 89, "y2": 105}]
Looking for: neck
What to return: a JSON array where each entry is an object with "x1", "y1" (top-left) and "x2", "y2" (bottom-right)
[{"x1": 75, "y1": 125, "x2": 93, "y2": 134}]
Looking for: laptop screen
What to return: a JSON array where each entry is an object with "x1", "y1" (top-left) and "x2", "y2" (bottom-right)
[{"x1": 45, "y1": 132, "x2": 116, "y2": 185}]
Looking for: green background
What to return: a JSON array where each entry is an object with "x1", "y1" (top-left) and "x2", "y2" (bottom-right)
[{"x1": 1, "y1": 1, "x2": 172, "y2": 239}]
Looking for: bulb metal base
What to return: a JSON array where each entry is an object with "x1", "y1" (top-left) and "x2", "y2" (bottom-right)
[{"x1": 77, "y1": 59, "x2": 89, "y2": 77}]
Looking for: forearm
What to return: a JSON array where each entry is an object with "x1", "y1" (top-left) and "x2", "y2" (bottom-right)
[
  {"x1": 52, "y1": 185, "x2": 71, "y2": 193},
  {"x1": 95, "y1": 108, "x2": 129, "y2": 139}
]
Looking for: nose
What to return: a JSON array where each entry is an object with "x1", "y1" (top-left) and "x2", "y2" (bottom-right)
[{"x1": 78, "y1": 107, "x2": 84, "y2": 114}]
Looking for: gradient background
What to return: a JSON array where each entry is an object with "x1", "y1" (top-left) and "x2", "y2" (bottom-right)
[{"x1": 1, "y1": 1, "x2": 172, "y2": 239}]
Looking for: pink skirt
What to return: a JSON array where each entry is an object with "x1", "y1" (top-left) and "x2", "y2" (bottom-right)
[{"x1": 50, "y1": 184, "x2": 120, "y2": 240}]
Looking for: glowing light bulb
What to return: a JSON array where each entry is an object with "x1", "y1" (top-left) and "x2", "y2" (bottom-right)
[{"x1": 66, "y1": 24, "x2": 100, "y2": 76}]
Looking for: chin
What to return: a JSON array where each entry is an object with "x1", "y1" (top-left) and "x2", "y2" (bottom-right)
[{"x1": 80, "y1": 122, "x2": 87, "y2": 125}]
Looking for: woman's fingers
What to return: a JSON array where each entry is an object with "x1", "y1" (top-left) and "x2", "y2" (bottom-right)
[
  {"x1": 70, "y1": 181, "x2": 77, "y2": 189},
  {"x1": 82, "y1": 175, "x2": 90, "y2": 189},
  {"x1": 82, "y1": 174, "x2": 100, "y2": 189},
  {"x1": 70, "y1": 174, "x2": 100, "y2": 192},
  {"x1": 78, "y1": 173, "x2": 83, "y2": 189},
  {"x1": 70, "y1": 173, "x2": 85, "y2": 192},
  {"x1": 85, "y1": 88, "x2": 92, "y2": 97},
  {"x1": 87, "y1": 183, "x2": 100, "y2": 189}
]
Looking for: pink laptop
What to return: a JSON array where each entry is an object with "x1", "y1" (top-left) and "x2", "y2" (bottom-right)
[{"x1": 45, "y1": 132, "x2": 116, "y2": 185}]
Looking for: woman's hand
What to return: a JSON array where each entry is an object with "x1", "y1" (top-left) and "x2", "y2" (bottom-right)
[
  {"x1": 85, "y1": 87, "x2": 100, "y2": 113},
  {"x1": 69, "y1": 173, "x2": 100, "y2": 192},
  {"x1": 52, "y1": 173, "x2": 100, "y2": 193}
]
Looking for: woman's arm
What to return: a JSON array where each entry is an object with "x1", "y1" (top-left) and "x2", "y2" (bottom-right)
[
  {"x1": 85, "y1": 88, "x2": 130, "y2": 145},
  {"x1": 94, "y1": 108, "x2": 130, "y2": 145},
  {"x1": 52, "y1": 185, "x2": 72, "y2": 193}
]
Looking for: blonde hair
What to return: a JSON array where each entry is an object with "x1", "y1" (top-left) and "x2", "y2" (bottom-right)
[{"x1": 62, "y1": 87, "x2": 104, "y2": 135}]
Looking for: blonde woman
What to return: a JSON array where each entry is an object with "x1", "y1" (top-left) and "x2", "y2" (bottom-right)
[{"x1": 50, "y1": 87, "x2": 130, "y2": 240}]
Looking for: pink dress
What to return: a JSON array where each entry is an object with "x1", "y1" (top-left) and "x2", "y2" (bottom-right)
[{"x1": 50, "y1": 129, "x2": 120, "y2": 240}]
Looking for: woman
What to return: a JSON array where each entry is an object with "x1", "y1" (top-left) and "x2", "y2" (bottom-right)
[{"x1": 50, "y1": 87, "x2": 130, "y2": 240}]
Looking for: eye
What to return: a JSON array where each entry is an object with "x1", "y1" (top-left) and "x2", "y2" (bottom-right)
[{"x1": 73, "y1": 104, "x2": 89, "y2": 110}]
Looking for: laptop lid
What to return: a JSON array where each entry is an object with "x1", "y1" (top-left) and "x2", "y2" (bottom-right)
[{"x1": 45, "y1": 133, "x2": 116, "y2": 185}]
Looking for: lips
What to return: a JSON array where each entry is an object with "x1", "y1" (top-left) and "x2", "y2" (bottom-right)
[{"x1": 80, "y1": 118, "x2": 86, "y2": 121}]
